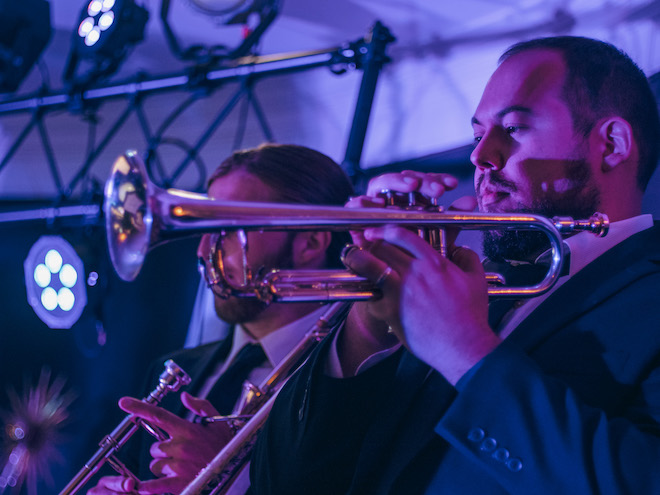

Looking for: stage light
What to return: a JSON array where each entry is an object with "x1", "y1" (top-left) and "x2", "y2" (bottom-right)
[
  {"x1": 24, "y1": 236, "x2": 88, "y2": 329},
  {"x1": 160, "y1": 0, "x2": 279, "y2": 62},
  {"x1": 63, "y1": 0, "x2": 149, "y2": 86},
  {"x1": 0, "y1": 0, "x2": 52, "y2": 93}
]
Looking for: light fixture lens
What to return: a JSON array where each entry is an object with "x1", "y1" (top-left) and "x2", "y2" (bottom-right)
[
  {"x1": 58, "y1": 288, "x2": 76, "y2": 312},
  {"x1": 88, "y1": 0, "x2": 103, "y2": 16},
  {"x1": 98, "y1": 11, "x2": 115, "y2": 31},
  {"x1": 34, "y1": 264, "x2": 51, "y2": 288},
  {"x1": 41, "y1": 287, "x2": 58, "y2": 311},
  {"x1": 45, "y1": 249, "x2": 63, "y2": 273},
  {"x1": 85, "y1": 27, "x2": 101, "y2": 46},
  {"x1": 78, "y1": 17, "x2": 95, "y2": 37},
  {"x1": 59, "y1": 264, "x2": 78, "y2": 288},
  {"x1": 102, "y1": 0, "x2": 116, "y2": 12}
]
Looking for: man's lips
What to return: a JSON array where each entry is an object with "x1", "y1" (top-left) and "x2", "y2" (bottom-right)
[{"x1": 479, "y1": 189, "x2": 510, "y2": 207}]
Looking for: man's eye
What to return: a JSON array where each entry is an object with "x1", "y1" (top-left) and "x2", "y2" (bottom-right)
[
  {"x1": 505, "y1": 125, "x2": 523, "y2": 134},
  {"x1": 473, "y1": 135, "x2": 483, "y2": 144}
]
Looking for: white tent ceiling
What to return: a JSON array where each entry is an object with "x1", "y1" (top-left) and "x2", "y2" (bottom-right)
[{"x1": 1, "y1": 0, "x2": 659, "y2": 200}]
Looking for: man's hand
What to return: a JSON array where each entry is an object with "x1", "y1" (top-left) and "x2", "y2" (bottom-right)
[
  {"x1": 117, "y1": 392, "x2": 233, "y2": 494},
  {"x1": 87, "y1": 475, "x2": 138, "y2": 494},
  {"x1": 338, "y1": 170, "x2": 482, "y2": 376},
  {"x1": 365, "y1": 170, "x2": 459, "y2": 198},
  {"x1": 356, "y1": 225, "x2": 501, "y2": 385},
  {"x1": 346, "y1": 171, "x2": 463, "y2": 248}
]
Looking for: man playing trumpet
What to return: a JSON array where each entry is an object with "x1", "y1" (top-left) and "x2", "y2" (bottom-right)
[
  {"x1": 88, "y1": 143, "x2": 354, "y2": 494},
  {"x1": 249, "y1": 36, "x2": 660, "y2": 494}
]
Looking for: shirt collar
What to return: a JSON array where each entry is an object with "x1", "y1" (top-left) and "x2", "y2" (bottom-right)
[
  {"x1": 231, "y1": 305, "x2": 330, "y2": 368},
  {"x1": 561, "y1": 214, "x2": 653, "y2": 277},
  {"x1": 520, "y1": 214, "x2": 652, "y2": 277}
]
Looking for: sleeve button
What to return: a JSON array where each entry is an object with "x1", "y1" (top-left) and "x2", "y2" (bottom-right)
[
  {"x1": 493, "y1": 447, "x2": 510, "y2": 462},
  {"x1": 467, "y1": 427, "x2": 486, "y2": 443},
  {"x1": 480, "y1": 437, "x2": 498, "y2": 452},
  {"x1": 506, "y1": 457, "x2": 523, "y2": 472}
]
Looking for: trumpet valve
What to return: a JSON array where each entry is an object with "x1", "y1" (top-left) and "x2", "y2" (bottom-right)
[
  {"x1": 378, "y1": 189, "x2": 447, "y2": 255},
  {"x1": 377, "y1": 189, "x2": 441, "y2": 209}
]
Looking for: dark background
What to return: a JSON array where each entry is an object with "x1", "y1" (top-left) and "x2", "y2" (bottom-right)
[{"x1": 0, "y1": 213, "x2": 199, "y2": 491}]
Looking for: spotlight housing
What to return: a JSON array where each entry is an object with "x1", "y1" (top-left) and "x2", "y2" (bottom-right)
[
  {"x1": 63, "y1": 0, "x2": 149, "y2": 86},
  {"x1": 0, "y1": 0, "x2": 52, "y2": 93},
  {"x1": 161, "y1": 0, "x2": 279, "y2": 63},
  {"x1": 188, "y1": 0, "x2": 262, "y2": 19},
  {"x1": 24, "y1": 236, "x2": 88, "y2": 329}
]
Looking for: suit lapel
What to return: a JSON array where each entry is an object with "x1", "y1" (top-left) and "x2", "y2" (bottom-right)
[
  {"x1": 350, "y1": 352, "x2": 455, "y2": 493},
  {"x1": 509, "y1": 225, "x2": 660, "y2": 352},
  {"x1": 168, "y1": 333, "x2": 235, "y2": 416}
]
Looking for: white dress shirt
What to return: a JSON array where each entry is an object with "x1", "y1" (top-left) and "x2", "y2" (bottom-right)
[{"x1": 196, "y1": 304, "x2": 331, "y2": 402}]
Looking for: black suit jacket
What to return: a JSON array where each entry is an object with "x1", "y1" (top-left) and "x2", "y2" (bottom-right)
[{"x1": 250, "y1": 225, "x2": 660, "y2": 495}]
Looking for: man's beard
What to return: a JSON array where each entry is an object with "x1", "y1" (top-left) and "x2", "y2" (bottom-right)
[
  {"x1": 213, "y1": 234, "x2": 295, "y2": 324},
  {"x1": 214, "y1": 295, "x2": 270, "y2": 326},
  {"x1": 481, "y1": 160, "x2": 600, "y2": 262}
]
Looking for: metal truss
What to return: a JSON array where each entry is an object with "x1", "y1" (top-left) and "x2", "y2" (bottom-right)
[{"x1": 0, "y1": 21, "x2": 394, "y2": 219}]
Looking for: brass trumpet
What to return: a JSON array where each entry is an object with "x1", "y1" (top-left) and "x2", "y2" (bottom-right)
[
  {"x1": 104, "y1": 151, "x2": 609, "y2": 299},
  {"x1": 58, "y1": 360, "x2": 191, "y2": 495}
]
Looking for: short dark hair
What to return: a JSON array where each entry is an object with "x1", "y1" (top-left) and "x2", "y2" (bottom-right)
[
  {"x1": 208, "y1": 143, "x2": 354, "y2": 268},
  {"x1": 500, "y1": 36, "x2": 660, "y2": 191}
]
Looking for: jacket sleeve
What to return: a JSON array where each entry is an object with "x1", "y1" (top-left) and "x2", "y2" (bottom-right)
[
  {"x1": 431, "y1": 245, "x2": 660, "y2": 495},
  {"x1": 435, "y1": 338, "x2": 660, "y2": 494}
]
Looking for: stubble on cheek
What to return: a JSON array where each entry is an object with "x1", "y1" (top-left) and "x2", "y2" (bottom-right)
[
  {"x1": 524, "y1": 151, "x2": 595, "y2": 200},
  {"x1": 481, "y1": 158, "x2": 600, "y2": 262},
  {"x1": 540, "y1": 177, "x2": 584, "y2": 194}
]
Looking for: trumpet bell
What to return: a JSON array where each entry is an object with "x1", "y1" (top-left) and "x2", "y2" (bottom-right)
[{"x1": 104, "y1": 151, "x2": 154, "y2": 282}]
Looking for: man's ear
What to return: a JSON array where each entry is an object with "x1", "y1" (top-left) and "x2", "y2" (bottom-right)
[
  {"x1": 292, "y1": 231, "x2": 332, "y2": 268},
  {"x1": 599, "y1": 117, "x2": 634, "y2": 171}
]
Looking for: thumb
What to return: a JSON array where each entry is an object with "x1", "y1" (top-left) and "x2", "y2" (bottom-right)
[
  {"x1": 450, "y1": 246, "x2": 484, "y2": 276},
  {"x1": 447, "y1": 195, "x2": 477, "y2": 212},
  {"x1": 138, "y1": 476, "x2": 185, "y2": 495},
  {"x1": 181, "y1": 391, "x2": 220, "y2": 417}
]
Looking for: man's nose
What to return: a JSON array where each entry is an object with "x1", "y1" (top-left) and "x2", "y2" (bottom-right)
[{"x1": 470, "y1": 128, "x2": 507, "y2": 171}]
